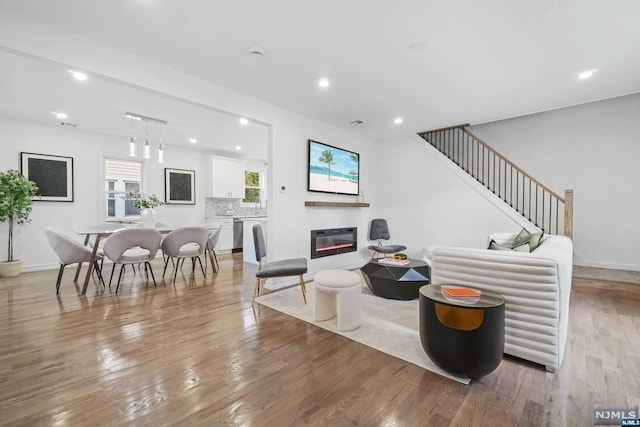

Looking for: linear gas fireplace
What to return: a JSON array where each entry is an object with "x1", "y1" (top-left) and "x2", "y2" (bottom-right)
[{"x1": 310, "y1": 227, "x2": 357, "y2": 259}]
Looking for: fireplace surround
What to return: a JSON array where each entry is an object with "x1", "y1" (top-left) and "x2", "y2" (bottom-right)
[{"x1": 310, "y1": 227, "x2": 357, "y2": 259}]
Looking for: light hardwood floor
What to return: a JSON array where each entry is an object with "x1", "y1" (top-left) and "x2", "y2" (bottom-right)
[{"x1": 1, "y1": 255, "x2": 639, "y2": 426}]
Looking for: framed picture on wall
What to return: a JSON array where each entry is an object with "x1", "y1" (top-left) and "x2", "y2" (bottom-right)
[
  {"x1": 164, "y1": 168, "x2": 195, "y2": 205},
  {"x1": 20, "y1": 152, "x2": 74, "y2": 202}
]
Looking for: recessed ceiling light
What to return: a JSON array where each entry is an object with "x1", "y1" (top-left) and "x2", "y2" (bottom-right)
[
  {"x1": 68, "y1": 69, "x2": 88, "y2": 81},
  {"x1": 51, "y1": 111, "x2": 67, "y2": 120},
  {"x1": 578, "y1": 68, "x2": 599, "y2": 80},
  {"x1": 239, "y1": 117, "x2": 249, "y2": 126},
  {"x1": 235, "y1": 145, "x2": 242, "y2": 151},
  {"x1": 249, "y1": 46, "x2": 264, "y2": 56},
  {"x1": 318, "y1": 78, "x2": 330, "y2": 88},
  {"x1": 394, "y1": 117, "x2": 403, "y2": 124},
  {"x1": 189, "y1": 138, "x2": 198, "y2": 144}
]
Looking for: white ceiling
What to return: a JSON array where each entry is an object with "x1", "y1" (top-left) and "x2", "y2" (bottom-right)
[
  {"x1": 2, "y1": 0, "x2": 640, "y2": 141},
  {"x1": 0, "y1": 49, "x2": 269, "y2": 160}
]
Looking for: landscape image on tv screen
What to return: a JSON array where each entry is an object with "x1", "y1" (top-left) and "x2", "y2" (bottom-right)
[{"x1": 308, "y1": 139, "x2": 359, "y2": 196}]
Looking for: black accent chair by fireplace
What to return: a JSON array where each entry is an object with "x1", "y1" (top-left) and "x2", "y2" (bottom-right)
[
  {"x1": 252, "y1": 224, "x2": 308, "y2": 304},
  {"x1": 368, "y1": 218, "x2": 407, "y2": 259}
]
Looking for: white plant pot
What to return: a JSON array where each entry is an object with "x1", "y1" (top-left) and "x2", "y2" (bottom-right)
[
  {"x1": 140, "y1": 208, "x2": 157, "y2": 228},
  {"x1": 0, "y1": 260, "x2": 22, "y2": 278}
]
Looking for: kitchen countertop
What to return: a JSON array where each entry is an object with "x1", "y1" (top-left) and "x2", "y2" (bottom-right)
[
  {"x1": 206, "y1": 215, "x2": 267, "y2": 219},
  {"x1": 205, "y1": 215, "x2": 267, "y2": 219}
]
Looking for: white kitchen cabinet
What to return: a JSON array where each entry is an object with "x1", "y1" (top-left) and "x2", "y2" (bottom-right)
[
  {"x1": 208, "y1": 218, "x2": 234, "y2": 254},
  {"x1": 207, "y1": 156, "x2": 245, "y2": 199}
]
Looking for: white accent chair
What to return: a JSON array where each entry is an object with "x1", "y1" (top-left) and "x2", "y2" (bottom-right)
[
  {"x1": 44, "y1": 228, "x2": 105, "y2": 294},
  {"x1": 103, "y1": 228, "x2": 162, "y2": 293},
  {"x1": 161, "y1": 226, "x2": 209, "y2": 284},
  {"x1": 313, "y1": 270, "x2": 362, "y2": 331},
  {"x1": 429, "y1": 233, "x2": 573, "y2": 372}
]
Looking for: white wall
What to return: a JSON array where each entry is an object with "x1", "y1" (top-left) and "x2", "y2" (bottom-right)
[
  {"x1": 468, "y1": 93, "x2": 640, "y2": 270},
  {"x1": 0, "y1": 117, "x2": 209, "y2": 270},
  {"x1": 0, "y1": 8, "x2": 379, "y2": 274},
  {"x1": 267, "y1": 117, "x2": 377, "y2": 273},
  {"x1": 375, "y1": 135, "x2": 536, "y2": 258}
]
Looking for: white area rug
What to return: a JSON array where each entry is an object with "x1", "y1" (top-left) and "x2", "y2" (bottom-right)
[{"x1": 254, "y1": 281, "x2": 470, "y2": 384}]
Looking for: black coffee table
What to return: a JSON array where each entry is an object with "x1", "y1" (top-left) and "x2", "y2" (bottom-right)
[{"x1": 360, "y1": 258, "x2": 430, "y2": 300}]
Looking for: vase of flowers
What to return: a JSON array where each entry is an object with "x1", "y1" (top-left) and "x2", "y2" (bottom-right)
[
  {"x1": 0, "y1": 170, "x2": 38, "y2": 277},
  {"x1": 126, "y1": 191, "x2": 164, "y2": 228}
]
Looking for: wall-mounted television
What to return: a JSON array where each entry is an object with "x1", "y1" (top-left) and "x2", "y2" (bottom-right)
[{"x1": 308, "y1": 139, "x2": 360, "y2": 196}]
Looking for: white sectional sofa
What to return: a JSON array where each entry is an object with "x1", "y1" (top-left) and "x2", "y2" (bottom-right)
[{"x1": 428, "y1": 233, "x2": 573, "y2": 372}]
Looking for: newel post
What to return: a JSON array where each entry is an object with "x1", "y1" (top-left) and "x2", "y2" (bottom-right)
[{"x1": 563, "y1": 189, "x2": 574, "y2": 239}]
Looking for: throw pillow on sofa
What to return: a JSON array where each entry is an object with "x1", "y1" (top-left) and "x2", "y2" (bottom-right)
[
  {"x1": 488, "y1": 239, "x2": 531, "y2": 252},
  {"x1": 513, "y1": 227, "x2": 544, "y2": 251}
]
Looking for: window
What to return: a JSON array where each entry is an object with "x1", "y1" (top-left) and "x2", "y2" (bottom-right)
[
  {"x1": 243, "y1": 170, "x2": 261, "y2": 204},
  {"x1": 106, "y1": 181, "x2": 116, "y2": 217},
  {"x1": 104, "y1": 158, "x2": 143, "y2": 220},
  {"x1": 124, "y1": 181, "x2": 141, "y2": 216}
]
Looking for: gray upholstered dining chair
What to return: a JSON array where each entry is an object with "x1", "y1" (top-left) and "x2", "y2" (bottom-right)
[
  {"x1": 103, "y1": 228, "x2": 162, "y2": 293},
  {"x1": 252, "y1": 224, "x2": 308, "y2": 304},
  {"x1": 44, "y1": 228, "x2": 105, "y2": 294},
  {"x1": 161, "y1": 226, "x2": 209, "y2": 284},
  {"x1": 204, "y1": 227, "x2": 221, "y2": 274},
  {"x1": 368, "y1": 218, "x2": 407, "y2": 259}
]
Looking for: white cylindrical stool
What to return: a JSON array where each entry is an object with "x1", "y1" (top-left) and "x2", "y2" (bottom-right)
[{"x1": 313, "y1": 270, "x2": 362, "y2": 332}]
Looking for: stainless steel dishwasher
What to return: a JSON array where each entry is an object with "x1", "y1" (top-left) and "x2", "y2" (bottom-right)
[{"x1": 232, "y1": 218, "x2": 243, "y2": 252}]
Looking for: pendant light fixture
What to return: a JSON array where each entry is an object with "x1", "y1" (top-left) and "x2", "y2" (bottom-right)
[
  {"x1": 158, "y1": 144, "x2": 164, "y2": 164},
  {"x1": 125, "y1": 112, "x2": 167, "y2": 161},
  {"x1": 128, "y1": 117, "x2": 137, "y2": 157},
  {"x1": 144, "y1": 121, "x2": 151, "y2": 159},
  {"x1": 158, "y1": 125, "x2": 164, "y2": 163}
]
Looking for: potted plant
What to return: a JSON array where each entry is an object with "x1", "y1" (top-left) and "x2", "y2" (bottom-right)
[
  {"x1": 126, "y1": 191, "x2": 164, "y2": 228},
  {"x1": 0, "y1": 170, "x2": 38, "y2": 278}
]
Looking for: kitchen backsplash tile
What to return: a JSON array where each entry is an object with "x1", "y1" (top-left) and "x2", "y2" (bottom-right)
[{"x1": 205, "y1": 198, "x2": 267, "y2": 217}]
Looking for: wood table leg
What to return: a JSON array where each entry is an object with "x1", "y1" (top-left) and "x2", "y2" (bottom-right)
[
  {"x1": 74, "y1": 234, "x2": 91, "y2": 282},
  {"x1": 81, "y1": 234, "x2": 102, "y2": 295}
]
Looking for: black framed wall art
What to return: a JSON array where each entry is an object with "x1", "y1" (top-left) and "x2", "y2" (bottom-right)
[
  {"x1": 164, "y1": 168, "x2": 195, "y2": 205},
  {"x1": 20, "y1": 152, "x2": 74, "y2": 202}
]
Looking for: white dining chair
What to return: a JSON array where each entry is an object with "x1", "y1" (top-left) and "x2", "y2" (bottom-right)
[
  {"x1": 161, "y1": 226, "x2": 209, "y2": 284},
  {"x1": 103, "y1": 228, "x2": 162, "y2": 293},
  {"x1": 44, "y1": 228, "x2": 105, "y2": 294}
]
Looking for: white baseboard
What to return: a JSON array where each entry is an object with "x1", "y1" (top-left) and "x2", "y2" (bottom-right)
[
  {"x1": 21, "y1": 263, "x2": 59, "y2": 273},
  {"x1": 575, "y1": 260, "x2": 640, "y2": 272}
]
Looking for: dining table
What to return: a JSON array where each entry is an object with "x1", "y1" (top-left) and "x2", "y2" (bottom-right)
[{"x1": 74, "y1": 223, "x2": 173, "y2": 295}]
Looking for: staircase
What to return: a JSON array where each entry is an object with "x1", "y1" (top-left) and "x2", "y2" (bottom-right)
[{"x1": 419, "y1": 124, "x2": 573, "y2": 237}]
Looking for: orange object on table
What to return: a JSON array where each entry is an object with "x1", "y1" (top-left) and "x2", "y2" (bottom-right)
[{"x1": 442, "y1": 287, "x2": 481, "y2": 298}]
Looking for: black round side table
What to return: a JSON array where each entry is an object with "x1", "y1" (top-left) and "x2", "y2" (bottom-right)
[{"x1": 419, "y1": 285, "x2": 505, "y2": 378}]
